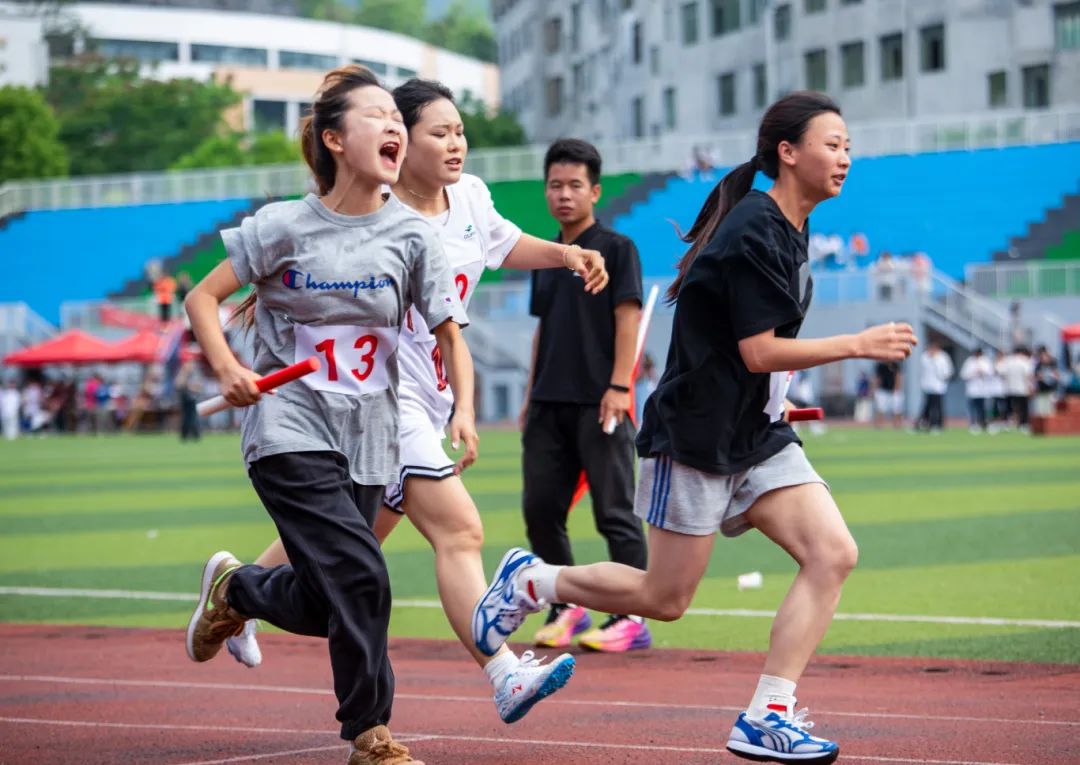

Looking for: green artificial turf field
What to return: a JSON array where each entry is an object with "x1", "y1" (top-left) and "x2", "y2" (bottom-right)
[{"x1": 1, "y1": 428, "x2": 1077, "y2": 663}]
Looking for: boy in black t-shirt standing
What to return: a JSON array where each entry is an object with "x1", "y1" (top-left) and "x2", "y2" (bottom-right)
[{"x1": 519, "y1": 138, "x2": 651, "y2": 653}]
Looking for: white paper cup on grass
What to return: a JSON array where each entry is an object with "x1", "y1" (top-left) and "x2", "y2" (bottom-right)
[{"x1": 737, "y1": 571, "x2": 763, "y2": 590}]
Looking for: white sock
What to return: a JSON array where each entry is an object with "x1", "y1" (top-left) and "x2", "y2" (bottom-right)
[
  {"x1": 747, "y1": 674, "x2": 797, "y2": 720},
  {"x1": 483, "y1": 650, "x2": 519, "y2": 690},
  {"x1": 517, "y1": 561, "x2": 562, "y2": 604}
]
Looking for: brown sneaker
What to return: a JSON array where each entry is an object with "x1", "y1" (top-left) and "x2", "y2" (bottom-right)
[
  {"x1": 185, "y1": 550, "x2": 245, "y2": 662},
  {"x1": 347, "y1": 725, "x2": 423, "y2": 765}
]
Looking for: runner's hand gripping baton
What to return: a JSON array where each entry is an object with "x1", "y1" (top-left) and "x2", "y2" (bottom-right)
[
  {"x1": 787, "y1": 407, "x2": 825, "y2": 422},
  {"x1": 604, "y1": 284, "x2": 660, "y2": 435},
  {"x1": 196, "y1": 357, "x2": 321, "y2": 417}
]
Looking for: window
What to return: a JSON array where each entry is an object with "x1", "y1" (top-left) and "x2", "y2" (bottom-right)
[
  {"x1": 987, "y1": 71, "x2": 1007, "y2": 108},
  {"x1": 839, "y1": 0, "x2": 861, "y2": 4},
  {"x1": 191, "y1": 44, "x2": 267, "y2": 67},
  {"x1": 718, "y1": 71, "x2": 736, "y2": 115},
  {"x1": 682, "y1": 2, "x2": 700, "y2": 45},
  {"x1": 650, "y1": 45, "x2": 660, "y2": 75},
  {"x1": 664, "y1": 87, "x2": 677, "y2": 129},
  {"x1": 632, "y1": 21, "x2": 643, "y2": 64},
  {"x1": 919, "y1": 24, "x2": 945, "y2": 72},
  {"x1": 570, "y1": 2, "x2": 582, "y2": 49},
  {"x1": 805, "y1": 0, "x2": 825, "y2": 13},
  {"x1": 748, "y1": 0, "x2": 766, "y2": 24},
  {"x1": 1022, "y1": 64, "x2": 1050, "y2": 108},
  {"x1": 279, "y1": 51, "x2": 337, "y2": 71},
  {"x1": 840, "y1": 41, "x2": 864, "y2": 88},
  {"x1": 94, "y1": 38, "x2": 179, "y2": 63},
  {"x1": 545, "y1": 76, "x2": 563, "y2": 116},
  {"x1": 879, "y1": 32, "x2": 903, "y2": 81},
  {"x1": 631, "y1": 96, "x2": 645, "y2": 138},
  {"x1": 804, "y1": 48, "x2": 827, "y2": 91},
  {"x1": 711, "y1": 0, "x2": 741, "y2": 35},
  {"x1": 253, "y1": 100, "x2": 287, "y2": 133},
  {"x1": 395, "y1": 66, "x2": 417, "y2": 79},
  {"x1": 572, "y1": 62, "x2": 585, "y2": 117},
  {"x1": 544, "y1": 17, "x2": 562, "y2": 53},
  {"x1": 1055, "y1": 1, "x2": 1080, "y2": 49},
  {"x1": 774, "y1": 4, "x2": 792, "y2": 41},
  {"x1": 354, "y1": 58, "x2": 388, "y2": 75},
  {"x1": 752, "y1": 63, "x2": 766, "y2": 107}
]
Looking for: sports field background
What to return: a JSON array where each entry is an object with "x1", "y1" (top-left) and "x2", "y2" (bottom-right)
[{"x1": 1, "y1": 428, "x2": 1077, "y2": 664}]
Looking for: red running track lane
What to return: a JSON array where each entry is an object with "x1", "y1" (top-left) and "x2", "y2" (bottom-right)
[{"x1": 0, "y1": 624, "x2": 1077, "y2": 765}]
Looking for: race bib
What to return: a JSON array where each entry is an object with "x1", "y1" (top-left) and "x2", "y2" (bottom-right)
[
  {"x1": 294, "y1": 323, "x2": 398, "y2": 396},
  {"x1": 764, "y1": 371, "x2": 794, "y2": 422}
]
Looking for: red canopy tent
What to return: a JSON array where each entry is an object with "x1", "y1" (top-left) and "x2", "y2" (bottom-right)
[
  {"x1": 2, "y1": 329, "x2": 115, "y2": 367},
  {"x1": 104, "y1": 329, "x2": 168, "y2": 364},
  {"x1": 1062, "y1": 322, "x2": 1080, "y2": 342}
]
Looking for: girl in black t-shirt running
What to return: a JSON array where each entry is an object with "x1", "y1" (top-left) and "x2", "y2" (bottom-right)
[{"x1": 472, "y1": 92, "x2": 917, "y2": 765}]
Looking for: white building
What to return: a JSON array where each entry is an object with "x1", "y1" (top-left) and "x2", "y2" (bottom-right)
[
  {"x1": 493, "y1": 0, "x2": 1080, "y2": 143},
  {"x1": 9, "y1": 2, "x2": 499, "y2": 137},
  {"x1": 0, "y1": 9, "x2": 48, "y2": 87}
]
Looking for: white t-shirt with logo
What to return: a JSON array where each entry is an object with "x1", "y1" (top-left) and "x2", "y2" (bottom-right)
[{"x1": 397, "y1": 173, "x2": 523, "y2": 426}]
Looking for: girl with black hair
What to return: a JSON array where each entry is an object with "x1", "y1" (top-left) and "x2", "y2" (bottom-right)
[
  {"x1": 474, "y1": 91, "x2": 917, "y2": 765},
  {"x1": 225, "y1": 78, "x2": 609, "y2": 725}
]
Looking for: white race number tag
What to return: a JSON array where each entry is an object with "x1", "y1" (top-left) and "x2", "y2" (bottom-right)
[
  {"x1": 764, "y1": 371, "x2": 794, "y2": 422},
  {"x1": 293, "y1": 323, "x2": 398, "y2": 396}
]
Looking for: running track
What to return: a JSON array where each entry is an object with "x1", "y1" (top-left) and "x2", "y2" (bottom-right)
[{"x1": 0, "y1": 624, "x2": 1077, "y2": 764}]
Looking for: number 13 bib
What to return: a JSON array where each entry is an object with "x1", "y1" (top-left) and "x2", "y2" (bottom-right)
[{"x1": 294, "y1": 323, "x2": 399, "y2": 396}]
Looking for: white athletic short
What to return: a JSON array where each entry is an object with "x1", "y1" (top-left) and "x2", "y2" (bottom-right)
[
  {"x1": 633, "y1": 443, "x2": 828, "y2": 538},
  {"x1": 874, "y1": 390, "x2": 903, "y2": 415},
  {"x1": 383, "y1": 399, "x2": 455, "y2": 512}
]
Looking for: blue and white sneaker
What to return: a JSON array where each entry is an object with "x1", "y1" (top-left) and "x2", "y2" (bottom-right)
[
  {"x1": 494, "y1": 650, "x2": 575, "y2": 724},
  {"x1": 225, "y1": 618, "x2": 262, "y2": 668},
  {"x1": 473, "y1": 547, "x2": 545, "y2": 657},
  {"x1": 727, "y1": 705, "x2": 839, "y2": 764}
]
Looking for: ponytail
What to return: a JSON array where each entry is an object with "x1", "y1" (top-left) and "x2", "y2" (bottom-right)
[
  {"x1": 665, "y1": 91, "x2": 841, "y2": 304},
  {"x1": 666, "y1": 159, "x2": 757, "y2": 303}
]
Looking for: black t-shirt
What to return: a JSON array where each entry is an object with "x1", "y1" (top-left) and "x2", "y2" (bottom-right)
[
  {"x1": 636, "y1": 190, "x2": 811, "y2": 475},
  {"x1": 875, "y1": 361, "x2": 900, "y2": 391},
  {"x1": 529, "y1": 222, "x2": 643, "y2": 405}
]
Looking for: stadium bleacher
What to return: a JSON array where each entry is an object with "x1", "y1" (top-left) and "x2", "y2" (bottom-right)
[{"x1": 615, "y1": 143, "x2": 1080, "y2": 280}]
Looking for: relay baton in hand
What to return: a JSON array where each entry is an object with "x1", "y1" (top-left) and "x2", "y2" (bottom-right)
[
  {"x1": 197, "y1": 357, "x2": 321, "y2": 417},
  {"x1": 787, "y1": 407, "x2": 825, "y2": 423},
  {"x1": 604, "y1": 284, "x2": 661, "y2": 435}
]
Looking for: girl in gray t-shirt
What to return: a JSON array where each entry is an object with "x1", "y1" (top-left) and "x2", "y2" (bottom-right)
[{"x1": 182, "y1": 65, "x2": 469, "y2": 765}]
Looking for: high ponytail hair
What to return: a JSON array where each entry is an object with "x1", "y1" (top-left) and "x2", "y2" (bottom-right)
[
  {"x1": 300, "y1": 64, "x2": 384, "y2": 195},
  {"x1": 665, "y1": 91, "x2": 841, "y2": 303}
]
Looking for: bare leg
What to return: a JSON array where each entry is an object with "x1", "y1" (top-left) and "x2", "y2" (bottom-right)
[
  {"x1": 399, "y1": 476, "x2": 511, "y2": 667},
  {"x1": 744, "y1": 483, "x2": 858, "y2": 682},
  {"x1": 552, "y1": 525, "x2": 716, "y2": 621}
]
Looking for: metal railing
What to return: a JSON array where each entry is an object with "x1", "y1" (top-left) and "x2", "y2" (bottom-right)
[
  {"x1": 0, "y1": 303, "x2": 57, "y2": 362},
  {"x1": 2, "y1": 109, "x2": 1078, "y2": 216},
  {"x1": 923, "y1": 271, "x2": 1012, "y2": 350},
  {"x1": 966, "y1": 260, "x2": 1080, "y2": 299}
]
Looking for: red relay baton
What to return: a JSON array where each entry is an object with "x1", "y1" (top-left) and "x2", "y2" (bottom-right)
[
  {"x1": 787, "y1": 407, "x2": 825, "y2": 422},
  {"x1": 197, "y1": 357, "x2": 321, "y2": 417}
]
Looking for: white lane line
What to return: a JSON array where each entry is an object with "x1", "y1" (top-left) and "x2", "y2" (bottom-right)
[
  {"x1": 169, "y1": 747, "x2": 344, "y2": 765},
  {"x1": 2, "y1": 586, "x2": 1077, "y2": 628},
  {"x1": 1, "y1": 674, "x2": 1076, "y2": 728},
  {"x1": 0, "y1": 716, "x2": 1031, "y2": 765}
]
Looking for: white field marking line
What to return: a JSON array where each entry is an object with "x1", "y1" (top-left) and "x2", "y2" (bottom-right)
[
  {"x1": 2, "y1": 674, "x2": 1078, "y2": 729},
  {"x1": 0, "y1": 716, "x2": 1031, "y2": 765},
  {"x1": 2, "y1": 586, "x2": 1077, "y2": 629}
]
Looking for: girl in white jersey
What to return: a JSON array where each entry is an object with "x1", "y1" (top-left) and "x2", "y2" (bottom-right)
[{"x1": 226, "y1": 79, "x2": 610, "y2": 725}]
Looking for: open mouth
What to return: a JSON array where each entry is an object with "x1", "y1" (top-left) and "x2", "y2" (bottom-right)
[
  {"x1": 379, "y1": 141, "x2": 401, "y2": 166},
  {"x1": 831, "y1": 174, "x2": 847, "y2": 184},
  {"x1": 445, "y1": 158, "x2": 463, "y2": 170}
]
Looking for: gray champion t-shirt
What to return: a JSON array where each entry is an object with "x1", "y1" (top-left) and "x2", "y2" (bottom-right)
[{"x1": 222, "y1": 192, "x2": 468, "y2": 485}]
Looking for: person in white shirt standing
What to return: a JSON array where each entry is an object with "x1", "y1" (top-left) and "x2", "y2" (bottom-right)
[
  {"x1": 0, "y1": 381, "x2": 20, "y2": 440},
  {"x1": 959, "y1": 348, "x2": 992, "y2": 433},
  {"x1": 998, "y1": 346, "x2": 1034, "y2": 432},
  {"x1": 918, "y1": 341, "x2": 954, "y2": 432}
]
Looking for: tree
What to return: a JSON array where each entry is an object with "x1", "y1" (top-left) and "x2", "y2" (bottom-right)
[
  {"x1": 0, "y1": 86, "x2": 68, "y2": 182},
  {"x1": 425, "y1": 0, "x2": 497, "y2": 62},
  {"x1": 171, "y1": 131, "x2": 301, "y2": 171},
  {"x1": 355, "y1": 0, "x2": 425, "y2": 35},
  {"x1": 458, "y1": 92, "x2": 526, "y2": 148},
  {"x1": 45, "y1": 58, "x2": 240, "y2": 176}
]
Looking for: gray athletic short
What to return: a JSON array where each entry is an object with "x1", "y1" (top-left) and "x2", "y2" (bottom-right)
[{"x1": 633, "y1": 443, "x2": 828, "y2": 538}]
